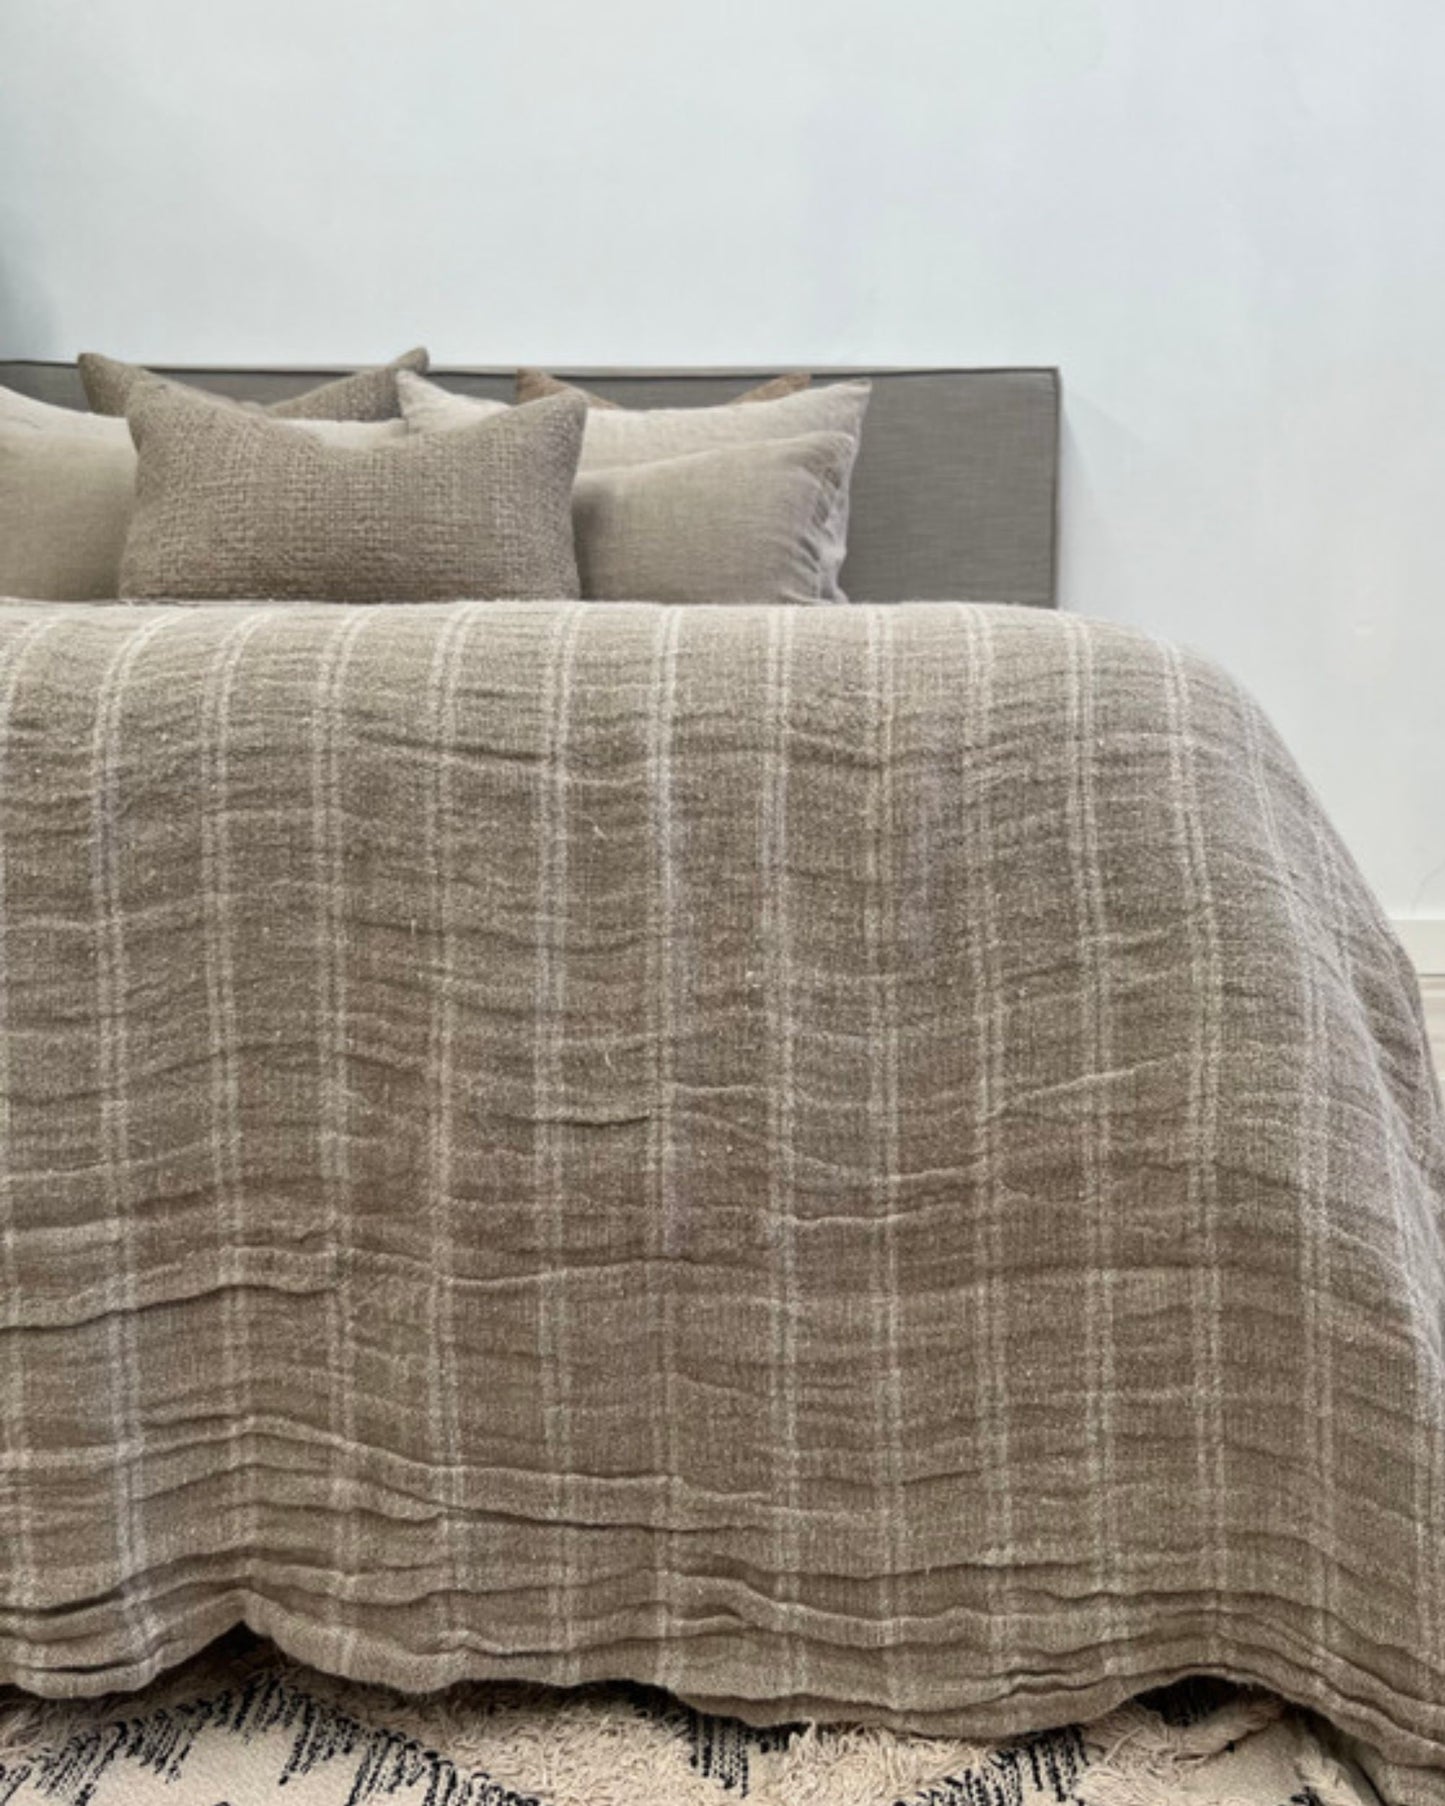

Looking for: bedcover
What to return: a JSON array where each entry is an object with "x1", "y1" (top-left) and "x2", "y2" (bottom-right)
[{"x1": 0, "y1": 599, "x2": 1440, "y2": 1801}]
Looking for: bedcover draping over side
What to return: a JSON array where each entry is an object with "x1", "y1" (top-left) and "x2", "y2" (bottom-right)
[{"x1": 0, "y1": 599, "x2": 1440, "y2": 1802}]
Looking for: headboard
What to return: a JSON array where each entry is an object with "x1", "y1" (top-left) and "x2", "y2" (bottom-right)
[{"x1": 0, "y1": 362, "x2": 1061, "y2": 607}]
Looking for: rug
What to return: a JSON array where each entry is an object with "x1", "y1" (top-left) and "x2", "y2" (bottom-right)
[{"x1": 0, "y1": 1634, "x2": 1380, "y2": 1806}]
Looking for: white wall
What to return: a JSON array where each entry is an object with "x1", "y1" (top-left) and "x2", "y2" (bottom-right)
[{"x1": 2, "y1": 0, "x2": 1442, "y2": 919}]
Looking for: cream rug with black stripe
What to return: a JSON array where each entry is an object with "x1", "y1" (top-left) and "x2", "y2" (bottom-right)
[{"x1": 0, "y1": 1634, "x2": 1377, "y2": 1806}]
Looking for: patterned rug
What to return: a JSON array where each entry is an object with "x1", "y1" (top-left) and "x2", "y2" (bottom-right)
[{"x1": 0, "y1": 1633, "x2": 1379, "y2": 1806}]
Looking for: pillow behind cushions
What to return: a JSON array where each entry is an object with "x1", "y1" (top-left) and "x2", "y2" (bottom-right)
[
  {"x1": 0, "y1": 384, "x2": 133, "y2": 600},
  {"x1": 399, "y1": 371, "x2": 869, "y2": 470},
  {"x1": 515, "y1": 368, "x2": 811, "y2": 409},
  {"x1": 575, "y1": 433, "x2": 859, "y2": 604},
  {"x1": 120, "y1": 385, "x2": 585, "y2": 603},
  {"x1": 2, "y1": 381, "x2": 131, "y2": 440},
  {"x1": 0, "y1": 382, "x2": 408, "y2": 601},
  {"x1": 79, "y1": 347, "x2": 429, "y2": 420},
  {"x1": 2, "y1": 377, "x2": 411, "y2": 449},
  {"x1": 0, "y1": 429, "x2": 135, "y2": 601},
  {"x1": 398, "y1": 372, "x2": 871, "y2": 603}
]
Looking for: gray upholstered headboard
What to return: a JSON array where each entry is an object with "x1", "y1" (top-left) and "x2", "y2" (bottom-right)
[{"x1": 0, "y1": 362, "x2": 1060, "y2": 606}]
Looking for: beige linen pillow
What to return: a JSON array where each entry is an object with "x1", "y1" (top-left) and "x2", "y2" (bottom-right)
[
  {"x1": 1, "y1": 381, "x2": 130, "y2": 440},
  {"x1": 0, "y1": 429, "x2": 135, "y2": 600},
  {"x1": 79, "y1": 347, "x2": 429, "y2": 420},
  {"x1": 0, "y1": 384, "x2": 133, "y2": 599},
  {"x1": 0, "y1": 383, "x2": 407, "y2": 600},
  {"x1": 120, "y1": 385, "x2": 585, "y2": 603},
  {"x1": 399, "y1": 372, "x2": 870, "y2": 603},
  {"x1": 515, "y1": 368, "x2": 811, "y2": 409},
  {"x1": 575, "y1": 432, "x2": 859, "y2": 604},
  {"x1": 400, "y1": 371, "x2": 868, "y2": 468}
]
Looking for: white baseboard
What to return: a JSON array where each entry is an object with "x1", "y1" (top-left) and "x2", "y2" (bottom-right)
[{"x1": 1393, "y1": 917, "x2": 1445, "y2": 976}]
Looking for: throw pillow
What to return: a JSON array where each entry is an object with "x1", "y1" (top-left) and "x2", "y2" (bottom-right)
[
  {"x1": 574, "y1": 432, "x2": 860, "y2": 604},
  {"x1": 514, "y1": 369, "x2": 811, "y2": 409},
  {"x1": 120, "y1": 386, "x2": 585, "y2": 603},
  {"x1": 79, "y1": 347, "x2": 430, "y2": 420}
]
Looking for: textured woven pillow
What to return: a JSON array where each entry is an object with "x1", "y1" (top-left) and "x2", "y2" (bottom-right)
[
  {"x1": 0, "y1": 383, "x2": 409, "y2": 601},
  {"x1": 515, "y1": 368, "x2": 811, "y2": 409},
  {"x1": 400, "y1": 373, "x2": 870, "y2": 603},
  {"x1": 574, "y1": 432, "x2": 859, "y2": 603},
  {"x1": 79, "y1": 347, "x2": 429, "y2": 420},
  {"x1": 120, "y1": 385, "x2": 585, "y2": 603}
]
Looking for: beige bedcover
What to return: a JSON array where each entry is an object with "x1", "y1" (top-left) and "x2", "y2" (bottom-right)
[{"x1": 0, "y1": 600, "x2": 1440, "y2": 1801}]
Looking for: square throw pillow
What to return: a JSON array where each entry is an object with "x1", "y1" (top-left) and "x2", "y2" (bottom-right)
[
  {"x1": 79, "y1": 347, "x2": 429, "y2": 420},
  {"x1": 0, "y1": 382, "x2": 408, "y2": 601},
  {"x1": 574, "y1": 431, "x2": 860, "y2": 604},
  {"x1": 120, "y1": 385, "x2": 585, "y2": 603},
  {"x1": 515, "y1": 368, "x2": 811, "y2": 409},
  {"x1": 398, "y1": 372, "x2": 871, "y2": 603}
]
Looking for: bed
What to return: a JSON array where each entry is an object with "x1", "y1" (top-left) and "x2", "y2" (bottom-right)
[{"x1": 0, "y1": 363, "x2": 1442, "y2": 1806}]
